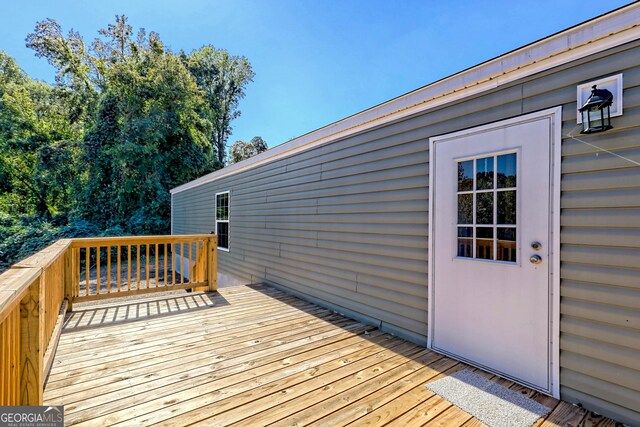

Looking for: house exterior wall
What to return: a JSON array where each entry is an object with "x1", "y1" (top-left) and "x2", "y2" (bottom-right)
[{"x1": 172, "y1": 39, "x2": 640, "y2": 423}]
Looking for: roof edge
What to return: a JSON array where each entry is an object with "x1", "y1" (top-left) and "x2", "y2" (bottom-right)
[{"x1": 171, "y1": 3, "x2": 640, "y2": 195}]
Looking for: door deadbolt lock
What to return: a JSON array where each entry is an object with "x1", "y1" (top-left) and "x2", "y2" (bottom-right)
[
  {"x1": 531, "y1": 241, "x2": 542, "y2": 250},
  {"x1": 529, "y1": 254, "x2": 543, "y2": 265}
]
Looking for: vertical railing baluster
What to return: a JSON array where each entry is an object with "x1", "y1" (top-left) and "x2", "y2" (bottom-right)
[
  {"x1": 75, "y1": 248, "x2": 80, "y2": 298},
  {"x1": 127, "y1": 245, "x2": 131, "y2": 292},
  {"x1": 146, "y1": 244, "x2": 150, "y2": 289},
  {"x1": 136, "y1": 245, "x2": 141, "y2": 290},
  {"x1": 107, "y1": 246, "x2": 111, "y2": 293},
  {"x1": 1, "y1": 316, "x2": 5, "y2": 403},
  {"x1": 188, "y1": 241, "x2": 192, "y2": 284},
  {"x1": 155, "y1": 244, "x2": 159, "y2": 288},
  {"x1": 85, "y1": 247, "x2": 90, "y2": 297},
  {"x1": 193, "y1": 242, "x2": 198, "y2": 284},
  {"x1": 117, "y1": 246, "x2": 121, "y2": 293},
  {"x1": 96, "y1": 246, "x2": 101, "y2": 295},
  {"x1": 200, "y1": 241, "x2": 204, "y2": 283},
  {"x1": 192, "y1": 242, "x2": 197, "y2": 284},
  {"x1": 164, "y1": 243, "x2": 168, "y2": 287},
  {"x1": 172, "y1": 244, "x2": 176, "y2": 286},
  {"x1": 198, "y1": 241, "x2": 202, "y2": 283},
  {"x1": 180, "y1": 243, "x2": 185, "y2": 284}
]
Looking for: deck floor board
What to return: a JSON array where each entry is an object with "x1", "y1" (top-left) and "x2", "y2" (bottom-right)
[{"x1": 44, "y1": 284, "x2": 612, "y2": 426}]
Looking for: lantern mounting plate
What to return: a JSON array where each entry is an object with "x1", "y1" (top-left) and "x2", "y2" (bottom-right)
[{"x1": 576, "y1": 74, "x2": 623, "y2": 124}]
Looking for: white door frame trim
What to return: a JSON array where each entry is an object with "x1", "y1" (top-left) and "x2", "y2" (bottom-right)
[{"x1": 427, "y1": 106, "x2": 562, "y2": 398}]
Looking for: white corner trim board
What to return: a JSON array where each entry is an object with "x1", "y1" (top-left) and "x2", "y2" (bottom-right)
[{"x1": 171, "y1": 4, "x2": 640, "y2": 195}]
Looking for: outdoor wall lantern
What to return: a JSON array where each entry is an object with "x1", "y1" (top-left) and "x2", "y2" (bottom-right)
[{"x1": 579, "y1": 85, "x2": 613, "y2": 133}]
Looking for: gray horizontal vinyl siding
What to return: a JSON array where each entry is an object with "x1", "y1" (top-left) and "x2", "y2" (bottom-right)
[
  {"x1": 173, "y1": 39, "x2": 640, "y2": 424},
  {"x1": 174, "y1": 134, "x2": 431, "y2": 342}
]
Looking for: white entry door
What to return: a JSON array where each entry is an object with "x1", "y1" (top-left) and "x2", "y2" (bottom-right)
[{"x1": 429, "y1": 108, "x2": 560, "y2": 396}]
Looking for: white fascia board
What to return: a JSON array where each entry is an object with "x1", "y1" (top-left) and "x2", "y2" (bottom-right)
[{"x1": 171, "y1": 4, "x2": 640, "y2": 195}]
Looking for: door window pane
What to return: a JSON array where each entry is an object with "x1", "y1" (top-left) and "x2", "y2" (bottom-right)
[
  {"x1": 476, "y1": 193, "x2": 493, "y2": 224},
  {"x1": 458, "y1": 194, "x2": 473, "y2": 224},
  {"x1": 476, "y1": 227, "x2": 493, "y2": 260},
  {"x1": 497, "y1": 228, "x2": 517, "y2": 262},
  {"x1": 477, "y1": 227, "x2": 493, "y2": 239},
  {"x1": 497, "y1": 191, "x2": 516, "y2": 224},
  {"x1": 497, "y1": 153, "x2": 517, "y2": 188},
  {"x1": 458, "y1": 160, "x2": 473, "y2": 191},
  {"x1": 457, "y1": 227, "x2": 473, "y2": 258},
  {"x1": 476, "y1": 157, "x2": 494, "y2": 190}
]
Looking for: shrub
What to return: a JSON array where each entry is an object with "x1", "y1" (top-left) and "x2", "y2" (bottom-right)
[{"x1": 0, "y1": 215, "x2": 109, "y2": 272}]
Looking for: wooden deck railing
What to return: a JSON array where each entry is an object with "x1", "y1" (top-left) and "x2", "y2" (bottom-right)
[
  {"x1": 0, "y1": 234, "x2": 217, "y2": 406},
  {"x1": 69, "y1": 235, "x2": 217, "y2": 304}
]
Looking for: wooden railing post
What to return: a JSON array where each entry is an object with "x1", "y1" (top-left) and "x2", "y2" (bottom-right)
[
  {"x1": 191, "y1": 241, "x2": 207, "y2": 292},
  {"x1": 19, "y1": 276, "x2": 43, "y2": 405},
  {"x1": 208, "y1": 236, "x2": 218, "y2": 292},
  {"x1": 64, "y1": 248, "x2": 73, "y2": 312},
  {"x1": 0, "y1": 268, "x2": 41, "y2": 406}
]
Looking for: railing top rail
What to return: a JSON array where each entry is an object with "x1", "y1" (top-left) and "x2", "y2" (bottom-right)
[
  {"x1": 0, "y1": 267, "x2": 41, "y2": 324},
  {"x1": 69, "y1": 234, "x2": 212, "y2": 248},
  {"x1": 13, "y1": 239, "x2": 71, "y2": 270}
]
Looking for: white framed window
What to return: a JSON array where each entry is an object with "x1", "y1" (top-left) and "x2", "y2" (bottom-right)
[
  {"x1": 215, "y1": 191, "x2": 230, "y2": 251},
  {"x1": 456, "y1": 151, "x2": 518, "y2": 263}
]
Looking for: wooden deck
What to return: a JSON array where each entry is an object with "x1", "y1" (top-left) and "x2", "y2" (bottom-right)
[{"x1": 44, "y1": 284, "x2": 615, "y2": 426}]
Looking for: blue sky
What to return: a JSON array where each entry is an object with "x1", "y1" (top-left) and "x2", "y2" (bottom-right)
[{"x1": 1, "y1": 1, "x2": 631, "y2": 149}]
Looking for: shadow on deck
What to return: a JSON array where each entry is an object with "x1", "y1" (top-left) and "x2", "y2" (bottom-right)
[
  {"x1": 63, "y1": 291, "x2": 226, "y2": 332},
  {"x1": 44, "y1": 284, "x2": 611, "y2": 426}
]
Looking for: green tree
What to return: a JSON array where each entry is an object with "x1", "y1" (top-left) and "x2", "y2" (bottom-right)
[
  {"x1": 0, "y1": 50, "x2": 80, "y2": 218},
  {"x1": 0, "y1": 16, "x2": 257, "y2": 270},
  {"x1": 78, "y1": 20, "x2": 215, "y2": 233},
  {"x1": 26, "y1": 18, "x2": 98, "y2": 124},
  {"x1": 184, "y1": 46, "x2": 254, "y2": 165},
  {"x1": 229, "y1": 136, "x2": 268, "y2": 164},
  {"x1": 22, "y1": 16, "x2": 224, "y2": 233}
]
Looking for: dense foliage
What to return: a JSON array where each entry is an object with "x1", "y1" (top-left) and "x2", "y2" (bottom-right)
[
  {"x1": 229, "y1": 136, "x2": 268, "y2": 163},
  {"x1": 0, "y1": 16, "x2": 254, "y2": 270}
]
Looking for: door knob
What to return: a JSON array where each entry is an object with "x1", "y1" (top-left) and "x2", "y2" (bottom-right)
[{"x1": 529, "y1": 254, "x2": 542, "y2": 264}]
